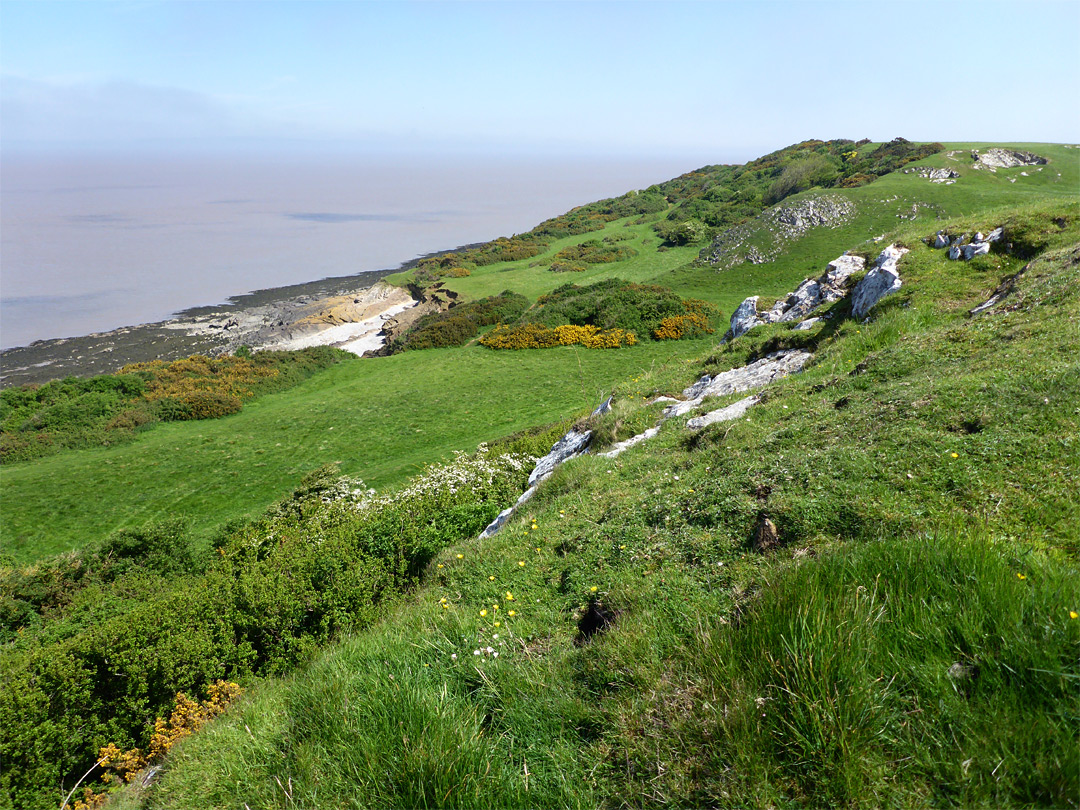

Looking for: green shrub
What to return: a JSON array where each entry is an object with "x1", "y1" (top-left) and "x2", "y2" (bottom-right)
[
  {"x1": 0, "y1": 446, "x2": 534, "y2": 810},
  {"x1": 390, "y1": 291, "x2": 530, "y2": 353},
  {"x1": 523, "y1": 278, "x2": 719, "y2": 340},
  {"x1": 552, "y1": 238, "x2": 638, "y2": 265}
]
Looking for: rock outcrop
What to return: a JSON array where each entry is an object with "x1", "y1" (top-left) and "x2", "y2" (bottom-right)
[
  {"x1": 701, "y1": 194, "x2": 856, "y2": 270},
  {"x1": 598, "y1": 426, "x2": 661, "y2": 459},
  {"x1": 902, "y1": 166, "x2": 960, "y2": 183},
  {"x1": 685, "y1": 395, "x2": 759, "y2": 430},
  {"x1": 481, "y1": 397, "x2": 612, "y2": 538},
  {"x1": 850, "y1": 244, "x2": 908, "y2": 319},
  {"x1": 934, "y1": 227, "x2": 1003, "y2": 262},
  {"x1": 972, "y1": 148, "x2": 1048, "y2": 171},
  {"x1": 729, "y1": 252, "x2": 865, "y2": 338},
  {"x1": 664, "y1": 350, "x2": 812, "y2": 418}
]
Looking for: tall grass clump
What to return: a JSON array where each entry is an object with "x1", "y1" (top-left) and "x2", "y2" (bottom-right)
[{"x1": 692, "y1": 535, "x2": 1079, "y2": 808}]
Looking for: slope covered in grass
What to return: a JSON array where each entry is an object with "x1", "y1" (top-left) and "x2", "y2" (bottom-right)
[
  {"x1": 3, "y1": 142, "x2": 1075, "y2": 568},
  {"x1": 79, "y1": 200, "x2": 1080, "y2": 809}
]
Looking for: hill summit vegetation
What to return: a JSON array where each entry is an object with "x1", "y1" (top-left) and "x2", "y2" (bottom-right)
[{"x1": 1, "y1": 139, "x2": 1077, "y2": 810}]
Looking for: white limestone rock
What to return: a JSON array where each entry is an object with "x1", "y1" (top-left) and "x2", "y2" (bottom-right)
[
  {"x1": 962, "y1": 242, "x2": 991, "y2": 260},
  {"x1": 948, "y1": 245, "x2": 963, "y2": 260},
  {"x1": 851, "y1": 244, "x2": 908, "y2": 319},
  {"x1": 598, "y1": 426, "x2": 661, "y2": 458},
  {"x1": 664, "y1": 350, "x2": 812, "y2": 417},
  {"x1": 933, "y1": 231, "x2": 950, "y2": 248},
  {"x1": 686, "y1": 396, "x2": 759, "y2": 429},
  {"x1": 730, "y1": 296, "x2": 766, "y2": 338},
  {"x1": 794, "y1": 318, "x2": 821, "y2": 330},
  {"x1": 528, "y1": 429, "x2": 591, "y2": 487}
]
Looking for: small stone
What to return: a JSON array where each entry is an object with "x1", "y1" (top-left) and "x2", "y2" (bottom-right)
[{"x1": 752, "y1": 516, "x2": 779, "y2": 553}]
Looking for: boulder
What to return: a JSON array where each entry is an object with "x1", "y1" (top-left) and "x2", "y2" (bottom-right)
[
  {"x1": 962, "y1": 242, "x2": 991, "y2": 260},
  {"x1": 986, "y1": 226, "x2": 1004, "y2": 243},
  {"x1": 948, "y1": 245, "x2": 963, "y2": 260},
  {"x1": 824, "y1": 253, "x2": 866, "y2": 287},
  {"x1": 777, "y1": 279, "x2": 823, "y2": 323},
  {"x1": 851, "y1": 244, "x2": 908, "y2": 319},
  {"x1": 730, "y1": 296, "x2": 765, "y2": 338},
  {"x1": 933, "y1": 231, "x2": 950, "y2": 248}
]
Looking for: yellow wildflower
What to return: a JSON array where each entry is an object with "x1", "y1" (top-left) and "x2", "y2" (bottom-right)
[
  {"x1": 480, "y1": 609, "x2": 488, "y2": 617},
  {"x1": 508, "y1": 610, "x2": 516, "y2": 617},
  {"x1": 1017, "y1": 573, "x2": 1027, "y2": 580},
  {"x1": 506, "y1": 592, "x2": 514, "y2": 600},
  {"x1": 494, "y1": 621, "x2": 501, "y2": 627},
  {"x1": 950, "y1": 452, "x2": 959, "y2": 458},
  {"x1": 489, "y1": 575, "x2": 496, "y2": 581},
  {"x1": 518, "y1": 560, "x2": 525, "y2": 567},
  {"x1": 456, "y1": 554, "x2": 464, "y2": 559},
  {"x1": 590, "y1": 586, "x2": 598, "y2": 593},
  {"x1": 1070, "y1": 611, "x2": 1078, "y2": 619}
]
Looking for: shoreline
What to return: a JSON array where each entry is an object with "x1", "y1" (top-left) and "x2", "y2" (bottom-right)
[{"x1": 0, "y1": 240, "x2": 476, "y2": 388}]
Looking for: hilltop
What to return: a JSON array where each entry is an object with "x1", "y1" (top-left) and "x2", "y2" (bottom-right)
[{"x1": 1, "y1": 140, "x2": 1078, "y2": 810}]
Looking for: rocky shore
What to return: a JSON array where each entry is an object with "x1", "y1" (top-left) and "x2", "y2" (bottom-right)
[{"x1": 0, "y1": 272, "x2": 429, "y2": 388}]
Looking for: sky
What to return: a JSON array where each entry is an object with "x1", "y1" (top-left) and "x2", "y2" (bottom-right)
[{"x1": 2, "y1": 0, "x2": 1079, "y2": 162}]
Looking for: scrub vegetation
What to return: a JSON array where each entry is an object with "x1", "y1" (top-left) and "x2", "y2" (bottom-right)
[{"x1": 1, "y1": 140, "x2": 1077, "y2": 810}]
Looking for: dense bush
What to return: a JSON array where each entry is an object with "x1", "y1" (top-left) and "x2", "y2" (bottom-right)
[
  {"x1": 552, "y1": 238, "x2": 638, "y2": 265},
  {"x1": 521, "y1": 278, "x2": 720, "y2": 341},
  {"x1": 387, "y1": 291, "x2": 530, "y2": 353},
  {"x1": 762, "y1": 154, "x2": 841, "y2": 205},
  {"x1": 0, "y1": 347, "x2": 347, "y2": 463},
  {"x1": 0, "y1": 446, "x2": 534, "y2": 810}
]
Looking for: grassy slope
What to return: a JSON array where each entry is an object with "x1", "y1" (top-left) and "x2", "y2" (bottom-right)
[
  {"x1": 2, "y1": 143, "x2": 1076, "y2": 566},
  {"x1": 117, "y1": 199, "x2": 1079, "y2": 809}
]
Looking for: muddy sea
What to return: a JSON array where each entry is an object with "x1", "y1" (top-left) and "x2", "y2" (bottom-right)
[{"x1": 2, "y1": 151, "x2": 698, "y2": 353}]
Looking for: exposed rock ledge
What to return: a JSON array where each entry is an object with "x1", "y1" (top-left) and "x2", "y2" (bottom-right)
[{"x1": 168, "y1": 281, "x2": 422, "y2": 356}]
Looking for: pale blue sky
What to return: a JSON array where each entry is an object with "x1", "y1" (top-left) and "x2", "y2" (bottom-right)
[{"x1": 3, "y1": 0, "x2": 1078, "y2": 161}]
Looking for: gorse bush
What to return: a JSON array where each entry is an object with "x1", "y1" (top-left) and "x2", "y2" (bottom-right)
[
  {"x1": 479, "y1": 323, "x2": 638, "y2": 350},
  {"x1": 0, "y1": 347, "x2": 346, "y2": 463},
  {"x1": 525, "y1": 278, "x2": 720, "y2": 339},
  {"x1": 0, "y1": 445, "x2": 535, "y2": 810},
  {"x1": 652, "y1": 312, "x2": 715, "y2": 340}
]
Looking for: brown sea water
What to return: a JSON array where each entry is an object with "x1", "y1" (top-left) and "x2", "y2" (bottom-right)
[{"x1": 1, "y1": 152, "x2": 696, "y2": 350}]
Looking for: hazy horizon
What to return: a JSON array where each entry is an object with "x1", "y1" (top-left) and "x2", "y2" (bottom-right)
[{"x1": 0, "y1": 150, "x2": 710, "y2": 350}]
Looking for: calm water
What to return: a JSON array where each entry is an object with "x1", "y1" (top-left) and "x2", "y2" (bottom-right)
[{"x1": 1, "y1": 152, "x2": 698, "y2": 349}]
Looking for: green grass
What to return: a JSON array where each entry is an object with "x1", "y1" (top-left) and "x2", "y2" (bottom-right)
[
  {"x1": 97, "y1": 194, "x2": 1080, "y2": 809},
  {"x1": 0, "y1": 338, "x2": 711, "y2": 563}
]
